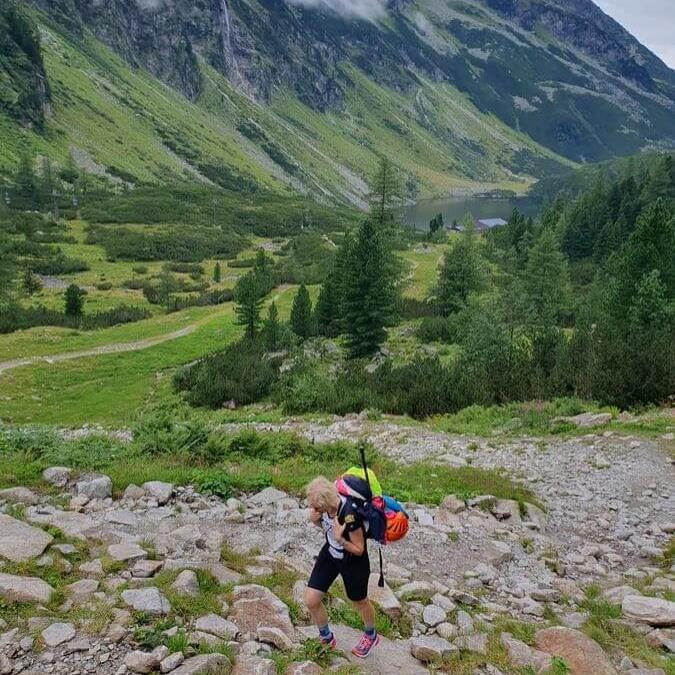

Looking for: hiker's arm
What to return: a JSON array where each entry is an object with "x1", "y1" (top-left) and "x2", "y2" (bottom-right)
[
  {"x1": 342, "y1": 525, "x2": 365, "y2": 556},
  {"x1": 333, "y1": 518, "x2": 365, "y2": 556}
]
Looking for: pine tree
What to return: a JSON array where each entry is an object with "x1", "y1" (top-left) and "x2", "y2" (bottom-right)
[
  {"x1": 343, "y1": 219, "x2": 394, "y2": 358},
  {"x1": 314, "y1": 234, "x2": 352, "y2": 337},
  {"x1": 262, "y1": 301, "x2": 281, "y2": 350},
  {"x1": 290, "y1": 283, "x2": 313, "y2": 339},
  {"x1": 436, "y1": 216, "x2": 482, "y2": 316},
  {"x1": 0, "y1": 231, "x2": 17, "y2": 300},
  {"x1": 41, "y1": 156, "x2": 53, "y2": 203},
  {"x1": 429, "y1": 213, "x2": 444, "y2": 235},
  {"x1": 370, "y1": 156, "x2": 403, "y2": 228},
  {"x1": 15, "y1": 151, "x2": 37, "y2": 200},
  {"x1": 213, "y1": 262, "x2": 222, "y2": 283},
  {"x1": 22, "y1": 267, "x2": 41, "y2": 295},
  {"x1": 523, "y1": 228, "x2": 570, "y2": 326},
  {"x1": 234, "y1": 271, "x2": 264, "y2": 339},
  {"x1": 60, "y1": 151, "x2": 79, "y2": 184},
  {"x1": 157, "y1": 265, "x2": 176, "y2": 311},
  {"x1": 64, "y1": 284, "x2": 86, "y2": 317},
  {"x1": 253, "y1": 249, "x2": 274, "y2": 295}
]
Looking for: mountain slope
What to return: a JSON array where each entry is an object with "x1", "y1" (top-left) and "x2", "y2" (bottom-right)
[{"x1": 2, "y1": 0, "x2": 674, "y2": 204}]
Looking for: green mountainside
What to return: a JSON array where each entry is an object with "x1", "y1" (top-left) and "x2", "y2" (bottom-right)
[{"x1": 1, "y1": 0, "x2": 674, "y2": 204}]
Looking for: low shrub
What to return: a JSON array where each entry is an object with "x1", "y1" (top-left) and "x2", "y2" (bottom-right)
[
  {"x1": 175, "y1": 340, "x2": 280, "y2": 408},
  {"x1": 0, "y1": 303, "x2": 151, "y2": 334}
]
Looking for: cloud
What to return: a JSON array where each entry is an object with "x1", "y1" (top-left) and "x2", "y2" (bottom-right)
[{"x1": 285, "y1": 0, "x2": 387, "y2": 22}]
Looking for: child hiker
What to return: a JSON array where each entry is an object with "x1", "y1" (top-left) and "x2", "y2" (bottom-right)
[{"x1": 303, "y1": 476, "x2": 380, "y2": 658}]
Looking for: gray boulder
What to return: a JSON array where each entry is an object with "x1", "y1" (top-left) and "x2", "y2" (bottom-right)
[
  {"x1": 142, "y1": 481, "x2": 174, "y2": 505},
  {"x1": 0, "y1": 573, "x2": 53, "y2": 604},
  {"x1": 410, "y1": 635, "x2": 458, "y2": 662},
  {"x1": 0, "y1": 487, "x2": 38, "y2": 505},
  {"x1": 0, "y1": 515, "x2": 53, "y2": 562},
  {"x1": 170, "y1": 654, "x2": 230, "y2": 675},
  {"x1": 75, "y1": 473, "x2": 112, "y2": 499},
  {"x1": 121, "y1": 588, "x2": 171, "y2": 615},
  {"x1": 623, "y1": 595, "x2": 675, "y2": 627},
  {"x1": 42, "y1": 467, "x2": 71, "y2": 488},
  {"x1": 41, "y1": 623, "x2": 76, "y2": 647}
]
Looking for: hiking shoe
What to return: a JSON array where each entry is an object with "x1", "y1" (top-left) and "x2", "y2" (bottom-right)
[
  {"x1": 351, "y1": 632, "x2": 380, "y2": 658},
  {"x1": 320, "y1": 633, "x2": 336, "y2": 650}
]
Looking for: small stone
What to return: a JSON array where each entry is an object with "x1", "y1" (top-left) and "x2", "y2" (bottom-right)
[
  {"x1": 107, "y1": 543, "x2": 147, "y2": 562},
  {"x1": 0, "y1": 487, "x2": 38, "y2": 505},
  {"x1": 0, "y1": 515, "x2": 53, "y2": 562},
  {"x1": 535, "y1": 626, "x2": 616, "y2": 675},
  {"x1": 121, "y1": 587, "x2": 171, "y2": 615},
  {"x1": 142, "y1": 482, "x2": 174, "y2": 505},
  {"x1": 124, "y1": 650, "x2": 160, "y2": 674},
  {"x1": 123, "y1": 484, "x2": 147, "y2": 500},
  {"x1": 160, "y1": 652, "x2": 185, "y2": 673},
  {"x1": 436, "y1": 622, "x2": 458, "y2": 640},
  {"x1": 623, "y1": 595, "x2": 675, "y2": 627},
  {"x1": 132, "y1": 559, "x2": 165, "y2": 578},
  {"x1": 0, "y1": 572, "x2": 53, "y2": 604},
  {"x1": 422, "y1": 603, "x2": 446, "y2": 627},
  {"x1": 247, "y1": 487, "x2": 287, "y2": 506},
  {"x1": 194, "y1": 614, "x2": 238, "y2": 640},
  {"x1": 75, "y1": 473, "x2": 112, "y2": 499},
  {"x1": 42, "y1": 467, "x2": 71, "y2": 488},
  {"x1": 454, "y1": 632, "x2": 488, "y2": 654},
  {"x1": 171, "y1": 570, "x2": 200, "y2": 596},
  {"x1": 410, "y1": 635, "x2": 458, "y2": 662},
  {"x1": 441, "y1": 495, "x2": 465, "y2": 513},
  {"x1": 79, "y1": 559, "x2": 104, "y2": 576},
  {"x1": 41, "y1": 622, "x2": 76, "y2": 647},
  {"x1": 170, "y1": 654, "x2": 230, "y2": 674},
  {"x1": 257, "y1": 625, "x2": 294, "y2": 651}
]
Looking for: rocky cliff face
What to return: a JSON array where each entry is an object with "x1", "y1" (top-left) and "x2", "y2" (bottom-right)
[
  {"x1": 0, "y1": 6, "x2": 51, "y2": 129},
  {"x1": 30, "y1": 0, "x2": 675, "y2": 164}
]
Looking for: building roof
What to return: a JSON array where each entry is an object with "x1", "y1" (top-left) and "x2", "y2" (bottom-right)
[{"x1": 476, "y1": 218, "x2": 508, "y2": 228}]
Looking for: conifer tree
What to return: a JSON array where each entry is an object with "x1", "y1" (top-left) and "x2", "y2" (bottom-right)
[
  {"x1": 263, "y1": 301, "x2": 281, "y2": 350},
  {"x1": 64, "y1": 284, "x2": 86, "y2": 317},
  {"x1": 234, "y1": 271, "x2": 263, "y2": 339},
  {"x1": 290, "y1": 283, "x2": 313, "y2": 339},
  {"x1": 523, "y1": 228, "x2": 570, "y2": 326},
  {"x1": 22, "y1": 267, "x2": 41, "y2": 295},
  {"x1": 15, "y1": 152, "x2": 37, "y2": 201},
  {"x1": 436, "y1": 215, "x2": 482, "y2": 316},
  {"x1": 343, "y1": 219, "x2": 394, "y2": 358},
  {"x1": 213, "y1": 261, "x2": 222, "y2": 283},
  {"x1": 370, "y1": 156, "x2": 403, "y2": 228}
]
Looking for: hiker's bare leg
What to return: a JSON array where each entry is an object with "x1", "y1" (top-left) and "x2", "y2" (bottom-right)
[
  {"x1": 305, "y1": 587, "x2": 329, "y2": 627},
  {"x1": 352, "y1": 597, "x2": 375, "y2": 629}
]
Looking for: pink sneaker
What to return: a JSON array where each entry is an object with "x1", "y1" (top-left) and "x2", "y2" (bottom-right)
[
  {"x1": 351, "y1": 632, "x2": 380, "y2": 658},
  {"x1": 320, "y1": 633, "x2": 336, "y2": 650}
]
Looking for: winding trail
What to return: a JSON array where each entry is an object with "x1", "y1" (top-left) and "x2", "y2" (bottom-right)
[{"x1": 0, "y1": 325, "x2": 196, "y2": 375}]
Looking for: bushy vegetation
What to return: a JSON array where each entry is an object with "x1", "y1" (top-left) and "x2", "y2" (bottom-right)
[
  {"x1": 173, "y1": 340, "x2": 281, "y2": 408},
  {"x1": 85, "y1": 224, "x2": 246, "y2": 263},
  {"x1": 0, "y1": 302, "x2": 151, "y2": 334},
  {"x1": 0, "y1": 419, "x2": 538, "y2": 507}
]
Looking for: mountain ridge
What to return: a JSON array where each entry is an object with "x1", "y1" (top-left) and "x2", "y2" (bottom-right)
[{"x1": 1, "y1": 0, "x2": 674, "y2": 204}]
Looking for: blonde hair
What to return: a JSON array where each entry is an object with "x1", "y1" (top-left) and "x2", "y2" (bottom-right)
[{"x1": 306, "y1": 476, "x2": 340, "y2": 512}]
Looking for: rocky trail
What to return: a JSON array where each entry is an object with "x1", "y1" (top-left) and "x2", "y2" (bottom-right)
[{"x1": 0, "y1": 417, "x2": 673, "y2": 674}]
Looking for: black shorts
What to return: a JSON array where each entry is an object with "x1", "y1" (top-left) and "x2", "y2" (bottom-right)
[{"x1": 307, "y1": 543, "x2": 370, "y2": 602}]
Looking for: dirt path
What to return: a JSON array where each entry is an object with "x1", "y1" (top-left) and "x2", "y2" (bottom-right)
[{"x1": 0, "y1": 325, "x2": 196, "y2": 375}]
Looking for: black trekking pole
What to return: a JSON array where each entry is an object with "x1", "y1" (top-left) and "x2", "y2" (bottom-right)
[
  {"x1": 360, "y1": 442, "x2": 385, "y2": 587},
  {"x1": 359, "y1": 441, "x2": 371, "y2": 493}
]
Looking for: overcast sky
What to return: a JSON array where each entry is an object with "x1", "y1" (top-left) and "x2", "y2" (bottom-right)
[{"x1": 593, "y1": 0, "x2": 675, "y2": 68}]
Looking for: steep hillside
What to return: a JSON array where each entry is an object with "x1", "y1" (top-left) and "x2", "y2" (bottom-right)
[{"x1": 2, "y1": 0, "x2": 674, "y2": 203}]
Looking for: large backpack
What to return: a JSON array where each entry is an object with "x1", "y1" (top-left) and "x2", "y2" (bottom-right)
[{"x1": 335, "y1": 452, "x2": 409, "y2": 587}]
